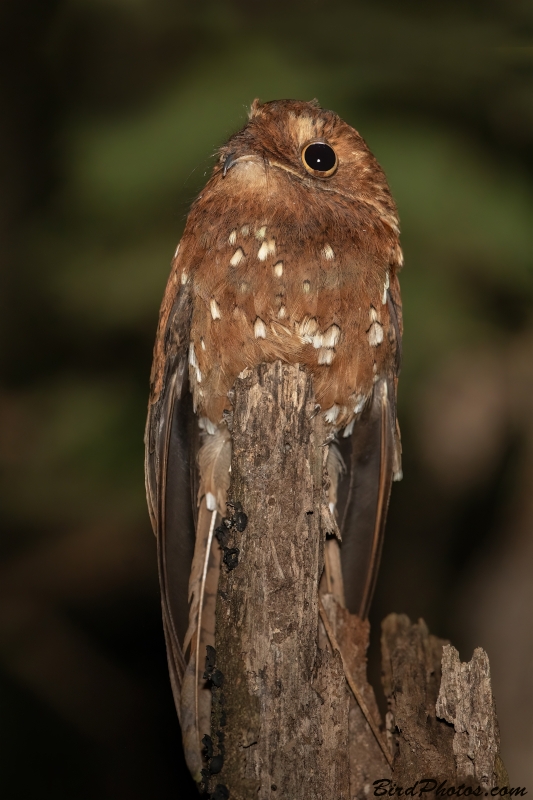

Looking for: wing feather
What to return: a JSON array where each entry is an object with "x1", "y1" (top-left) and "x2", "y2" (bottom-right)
[
  {"x1": 336, "y1": 376, "x2": 396, "y2": 618},
  {"x1": 145, "y1": 255, "x2": 223, "y2": 781},
  {"x1": 145, "y1": 277, "x2": 196, "y2": 687}
]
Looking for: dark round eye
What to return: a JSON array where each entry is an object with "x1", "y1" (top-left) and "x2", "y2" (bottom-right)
[{"x1": 301, "y1": 142, "x2": 338, "y2": 177}]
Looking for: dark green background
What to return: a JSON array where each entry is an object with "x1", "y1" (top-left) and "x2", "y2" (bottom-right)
[{"x1": 0, "y1": 1, "x2": 531, "y2": 797}]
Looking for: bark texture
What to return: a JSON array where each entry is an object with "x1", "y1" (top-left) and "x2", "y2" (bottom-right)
[
  {"x1": 207, "y1": 362, "x2": 350, "y2": 800},
  {"x1": 381, "y1": 614, "x2": 454, "y2": 782},
  {"x1": 203, "y1": 363, "x2": 508, "y2": 799},
  {"x1": 382, "y1": 613, "x2": 508, "y2": 791},
  {"x1": 436, "y1": 645, "x2": 509, "y2": 789},
  {"x1": 321, "y1": 594, "x2": 391, "y2": 797}
]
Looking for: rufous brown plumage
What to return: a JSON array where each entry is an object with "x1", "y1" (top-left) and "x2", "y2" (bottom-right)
[{"x1": 145, "y1": 98, "x2": 403, "y2": 783}]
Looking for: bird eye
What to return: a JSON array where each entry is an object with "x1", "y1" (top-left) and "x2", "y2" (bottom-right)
[{"x1": 301, "y1": 141, "x2": 338, "y2": 177}]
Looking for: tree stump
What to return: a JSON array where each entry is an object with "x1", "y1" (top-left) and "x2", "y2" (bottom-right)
[{"x1": 204, "y1": 363, "x2": 508, "y2": 799}]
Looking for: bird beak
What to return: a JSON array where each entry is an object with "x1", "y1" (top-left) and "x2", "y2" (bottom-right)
[{"x1": 222, "y1": 152, "x2": 237, "y2": 177}]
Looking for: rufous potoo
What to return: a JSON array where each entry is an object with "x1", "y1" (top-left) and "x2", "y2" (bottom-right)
[{"x1": 145, "y1": 98, "x2": 403, "y2": 782}]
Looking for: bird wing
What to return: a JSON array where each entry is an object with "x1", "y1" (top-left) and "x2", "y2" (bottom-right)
[
  {"x1": 335, "y1": 275, "x2": 403, "y2": 618},
  {"x1": 145, "y1": 254, "x2": 198, "y2": 706},
  {"x1": 145, "y1": 244, "x2": 221, "y2": 781}
]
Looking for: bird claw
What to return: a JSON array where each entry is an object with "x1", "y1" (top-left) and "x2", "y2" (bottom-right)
[{"x1": 309, "y1": 403, "x2": 321, "y2": 420}]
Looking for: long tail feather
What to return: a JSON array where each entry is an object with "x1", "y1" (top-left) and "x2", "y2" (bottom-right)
[
  {"x1": 195, "y1": 507, "x2": 218, "y2": 732},
  {"x1": 324, "y1": 442, "x2": 347, "y2": 605},
  {"x1": 181, "y1": 500, "x2": 218, "y2": 780},
  {"x1": 181, "y1": 425, "x2": 231, "y2": 781}
]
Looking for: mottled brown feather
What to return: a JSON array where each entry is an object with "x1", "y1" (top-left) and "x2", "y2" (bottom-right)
[{"x1": 145, "y1": 98, "x2": 403, "y2": 782}]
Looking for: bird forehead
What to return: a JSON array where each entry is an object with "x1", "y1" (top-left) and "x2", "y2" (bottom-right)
[
  {"x1": 286, "y1": 112, "x2": 325, "y2": 148},
  {"x1": 248, "y1": 100, "x2": 333, "y2": 148}
]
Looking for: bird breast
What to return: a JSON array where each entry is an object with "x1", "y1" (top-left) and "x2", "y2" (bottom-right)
[{"x1": 186, "y1": 253, "x2": 392, "y2": 431}]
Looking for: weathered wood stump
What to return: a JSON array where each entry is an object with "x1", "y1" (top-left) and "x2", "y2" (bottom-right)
[
  {"x1": 207, "y1": 362, "x2": 349, "y2": 799},
  {"x1": 204, "y1": 363, "x2": 507, "y2": 799}
]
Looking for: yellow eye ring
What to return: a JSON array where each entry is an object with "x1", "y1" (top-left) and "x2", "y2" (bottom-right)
[{"x1": 301, "y1": 141, "x2": 338, "y2": 178}]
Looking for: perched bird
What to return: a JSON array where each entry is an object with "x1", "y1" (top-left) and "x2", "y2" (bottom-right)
[{"x1": 145, "y1": 98, "x2": 403, "y2": 781}]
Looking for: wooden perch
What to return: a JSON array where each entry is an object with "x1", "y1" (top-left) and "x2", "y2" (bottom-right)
[
  {"x1": 382, "y1": 614, "x2": 508, "y2": 791},
  {"x1": 205, "y1": 362, "x2": 349, "y2": 799},
  {"x1": 202, "y1": 363, "x2": 508, "y2": 799}
]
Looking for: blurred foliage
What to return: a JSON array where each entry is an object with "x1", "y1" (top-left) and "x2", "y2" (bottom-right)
[{"x1": 0, "y1": 0, "x2": 531, "y2": 797}]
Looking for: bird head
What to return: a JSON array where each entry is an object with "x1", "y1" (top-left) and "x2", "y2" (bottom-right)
[{"x1": 210, "y1": 98, "x2": 398, "y2": 233}]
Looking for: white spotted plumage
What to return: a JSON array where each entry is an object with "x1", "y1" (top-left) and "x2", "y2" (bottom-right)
[{"x1": 230, "y1": 247, "x2": 244, "y2": 266}]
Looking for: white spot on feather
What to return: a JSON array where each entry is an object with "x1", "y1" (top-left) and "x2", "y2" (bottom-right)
[
  {"x1": 370, "y1": 307, "x2": 379, "y2": 322},
  {"x1": 174, "y1": 243, "x2": 180, "y2": 258},
  {"x1": 274, "y1": 261, "x2": 283, "y2": 277},
  {"x1": 322, "y1": 324, "x2": 340, "y2": 348},
  {"x1": 255, "y1": 226, "x2": 267, "y2": 240},
  {"x1": 318, "y1": 348, "x2": 334, "y2": 365},
  {"x1": 324, "y1": 404, "x2": 340, "y2": 423},
  {"x1": 230, "y1": 247, "x2": 244, "y2": 266},
  {"x1": 278, "y1": 305, "x2": 287, "y2": 319},
  {"x1": 298, "y1": 317, "x2": 319, "y2": 342},
  {"x1": 257, "y1": 241, "x2": 269, "y2": 260},
  {"x1": 382, "y1": 271, "x2": 390, "y2": 304},
  {"x1": 189, "y1": 342, "x2": 198, "y2": 368},
  {"x1": 200, "y1": 338, "x2": 206, "y2": 351},
  {"x1": 180, "y1": 270, "x2": 188, "y2": 285},
  {"x1": 354, "y1": 394, "x2": 365, "y2": 414},
  {"x1": 228, "y1": 230, "x2": 237, "y2": 245},
  {"x1": 206, "y1": 492, "x2": 217, "y2": 511},
  {"x1": 210, "y1": 298, "x2": 221, "y2": 320},
  {"x1": 258, "y1": 239, "x2": 276, "y2": 261},
  {"x1": 303, "y1": 280, "x2": 311, "y2": 293},
  {"x1": 368, "y1": 322, "x2": 383, "y2": 346},
  {"x1": 199, "y1": 417, "x2": 217, "y2": 435},
  {"x1": 343, "y1": 419, "x2": 355, "y2": 437},
  {"x1": 254, "y1": 317, "x2": 267, "y2": 338},
  {"x1": 322, "y1": 244, "x2": 335, "y2": 260},
  {"x1": 241, "y1": 225, "x2": 250, "y2": 236}
]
